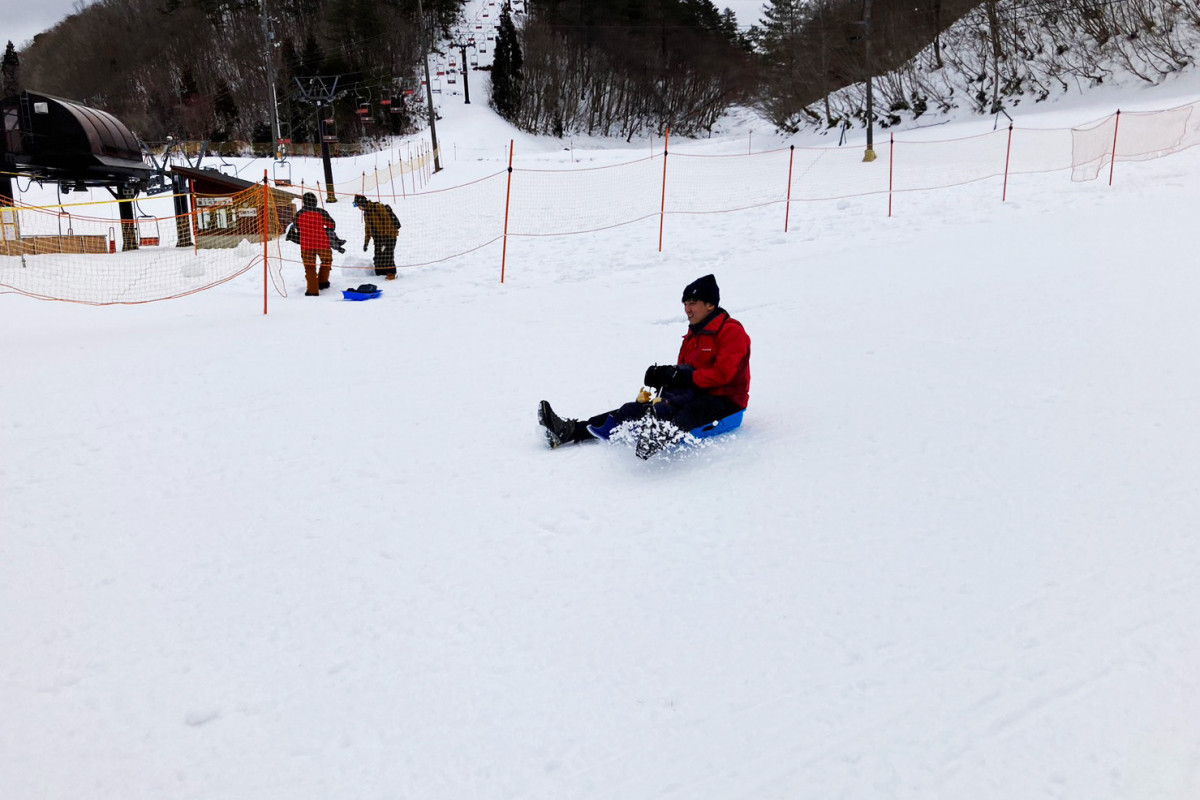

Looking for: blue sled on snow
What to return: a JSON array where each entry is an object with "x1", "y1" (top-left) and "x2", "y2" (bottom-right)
[
  {"x1": 587, "y1": 409, "x2": 745, "y2": 441},
  {"x1": 690, "y1": 409, "x2": 745, "y2": 439}
]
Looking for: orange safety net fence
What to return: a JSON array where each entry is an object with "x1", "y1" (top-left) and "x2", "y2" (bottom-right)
[{"x1": 3, "y1": 99, "x2": 1199, "y2": 304}]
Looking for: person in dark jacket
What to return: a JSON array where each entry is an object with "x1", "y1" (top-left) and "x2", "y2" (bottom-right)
[
  {"x1": 353, "y1": 194, "x2": 400, "y2": 280},
  {"x1": 294, "y1": 192, "x2": 337, "y2": 296},
  {"x1": 538, "y1": 274, "x2": 751, "y2": 448}
]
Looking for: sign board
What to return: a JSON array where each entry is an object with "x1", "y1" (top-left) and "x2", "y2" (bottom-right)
[{"x1": 1, "y1": 206, "x2": 18, "y2": 241}]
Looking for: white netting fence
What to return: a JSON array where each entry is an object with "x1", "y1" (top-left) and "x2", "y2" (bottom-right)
[
  {"x1": 507, "y1": 158, "x2": 663, "y2": 236},
  {"x1": 5, "y1": 98, "x2": 1200, "y2": 307},
  {"x1": 669, "y1": 150, "x2": 793, "y2": 214},
  {"x1": 0, "y1": 184, "x2": 280, "y2": 304},
  {"x1": 1071, "y1": 106, "x2": 1200, "y2": 181}
]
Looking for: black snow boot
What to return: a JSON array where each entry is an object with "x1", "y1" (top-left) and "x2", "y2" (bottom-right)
[
  {"x1": 634, "y1": 416, "x2": 686, "y2": 460},
  {"x1": 538, "y1": 400, "x2": 583, "y2": 448}
]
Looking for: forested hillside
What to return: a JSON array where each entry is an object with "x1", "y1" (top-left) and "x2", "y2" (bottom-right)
[
  {"x1": 3, "y1": 0, "x2": 1199, "y2": 148},
  {"x1": 750, "y1": 0, "x2": 1200, "y2": 133},
  {"x1": 6, "y1": 0, "x2": 465, "y2": 147}
]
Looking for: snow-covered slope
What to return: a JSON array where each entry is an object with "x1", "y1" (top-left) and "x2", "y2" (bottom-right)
[{"x1": 2, "y1": 72, "x2": 1200, "y2": 800}]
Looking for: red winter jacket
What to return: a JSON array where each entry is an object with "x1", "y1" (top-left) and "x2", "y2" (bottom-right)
[
  {"x1": 296, "y1": 207, "x2": 336, "y2": 252},
  {"x1": 678, "y1": 308, "x2": 751, "y2": 409}
]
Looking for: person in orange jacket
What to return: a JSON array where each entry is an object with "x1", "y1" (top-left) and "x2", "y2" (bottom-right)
[
  {"x1": 538, "y1": 274, "x2": 751, "y2": 448},
  {"x1": 294, "y1": 192, "x2": 337, "y2": 296}
]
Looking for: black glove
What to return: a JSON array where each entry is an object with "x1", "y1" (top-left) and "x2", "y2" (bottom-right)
[
  {"x1": 667, "y1": 365, "x2": 695, "y2": 389},
  {"x1": 644, "y1": 364, "x2": 675, "y2": 388}
]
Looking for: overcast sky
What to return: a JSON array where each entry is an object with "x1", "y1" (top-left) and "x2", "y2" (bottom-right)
[
  {"x1": 4, "y1": 0, "x2": 84, "y2": 51},
  {"x1": 3, "y1": 0, "x2": 763, "y2": 55}
]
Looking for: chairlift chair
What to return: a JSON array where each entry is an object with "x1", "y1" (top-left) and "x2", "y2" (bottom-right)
[
  {"x1": 137, "y1": 214, "x2": 161, "y2": 246},
  {"x1": 273, "y1": 157, "x2": 293, "y2": 187},
  {"x1": 213, "y1": 149, "x2": 239, "y2": 178}
]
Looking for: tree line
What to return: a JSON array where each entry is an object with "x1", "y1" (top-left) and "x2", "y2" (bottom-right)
[
  {"x1": 4, "y1": 0, "x2": 463, "y2": 149},
  {"x1": 488, "y1": 0, "x2": 1199, "y2": 137},
  {"x1": 744, "y1": 0, "x2": 1200, "y2": 133},
  {"x1": 4, "y1": 0, "x2": 1199, "y2": 150}
]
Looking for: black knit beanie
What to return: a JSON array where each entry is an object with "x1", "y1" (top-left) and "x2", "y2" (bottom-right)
[{"x1": 681, "y1": 274, "x2": 719, "y2": 306}]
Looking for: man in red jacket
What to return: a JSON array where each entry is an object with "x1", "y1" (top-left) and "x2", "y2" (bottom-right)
[{"x1": 539, "y1": 274, "x2": 751, "y2": 448}]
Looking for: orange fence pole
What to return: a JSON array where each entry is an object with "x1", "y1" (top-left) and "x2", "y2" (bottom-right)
[
  {"x1": 784, "y1": 145, "x2": 795, "y2": 233},
  {"x1": 658, "y1": 128, "x2": 671, "y2": 252},
  {"x1": 262, "y1": 170, "x2": 269, "y2": 315},
  {"x1": 1109, "y1": 110, "x2": 1121, "y2": 186},
  {"x1": 501, "y1": 139, "x2": 515, "y2": 283},
  {"x1": 189, "y1": 179, "x2": 199, "y2": 257}
]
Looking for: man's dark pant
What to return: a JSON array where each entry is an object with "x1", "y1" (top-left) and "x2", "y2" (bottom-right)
[
  {"x1": 584, "y1": 392, "x2": 741, "y2": 439},
  {"x1": 373, "y1": 236, "x2": 397, "y2": 277}
]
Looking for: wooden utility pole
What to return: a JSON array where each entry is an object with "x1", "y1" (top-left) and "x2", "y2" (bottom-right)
[
  {"x1": 986, "y1": 0, "x2": 1003, "y2": 114},
  {"x1": 862, "y1": 0, "x2": 876, "y2": 162},
  {"x1": 259, "y1": 0, "x2": 282, "y2": 154},
  {"x1": 416, "y1": 0, "x2": 443, "y2": 173}
]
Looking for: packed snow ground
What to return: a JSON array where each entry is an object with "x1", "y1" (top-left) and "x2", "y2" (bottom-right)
[{"x1": 4, "y1": 73, "x2": 1200, "y2": 799}]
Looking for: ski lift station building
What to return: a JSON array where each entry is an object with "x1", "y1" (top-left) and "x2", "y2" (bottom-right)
[{"x1": 168, "y1": 166, "x2": 296, "y2": 249}]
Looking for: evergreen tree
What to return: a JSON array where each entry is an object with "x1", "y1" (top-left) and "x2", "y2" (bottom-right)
[
  {"x1": 720, "y1": 10, "x2": 751, "y2": 51},
  {"x1": 2, "y1": 41, "x2": 20, "y2": 98},
  {"x1": 753, "y1": 0, "x2": 823, "y2": 131},
  {"x1": 491, "y1": 3, "x2": 523, "y2": 123},
  {"x1": 757, "y1": 0, "x2": 807, "y2": 66}
]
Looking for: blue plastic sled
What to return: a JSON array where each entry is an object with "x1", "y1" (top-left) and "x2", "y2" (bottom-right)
[
  {"x1": 342, "y1": 288, "x2": 382, "y2": 301},
  {"x1": 690, "y1": 409, "x2": 744, "y2": 439},
  {"x1": 587, "y1": 409, "x2": 744, "y2": 441}
]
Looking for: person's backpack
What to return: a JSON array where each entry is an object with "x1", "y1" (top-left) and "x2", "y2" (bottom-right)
[{"x1": 385, "y1": 204, "x2": 401, "y2": 232}]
